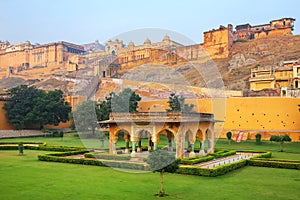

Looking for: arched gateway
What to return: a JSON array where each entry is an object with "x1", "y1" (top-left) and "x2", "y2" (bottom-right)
[{"x1": 99, "y1": 112, "x2": 218, "y2": 158}]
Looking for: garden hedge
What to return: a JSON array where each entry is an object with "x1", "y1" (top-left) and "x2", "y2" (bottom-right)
[
  {"x1": 179, "y1": 150, "x2": 237, "y2": 165},
  {"x1": 177, "y1": 160, "x2": 247, "y2": 177},
  {"x1": 179, "y1": 155, "x2": 215, "y2": 165},
  {"x1": 38, "y1": 153, "x2": 146, "y2": 170},
  {"x1": 248, "y1": 159, "x2": 300, "y2": 170}
]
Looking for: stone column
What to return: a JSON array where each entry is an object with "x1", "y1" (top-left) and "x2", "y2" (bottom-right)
[
  {"x1": 189, "y1": 143, "x2": 196, "y2": 157},
  {"x1": 124, "y1": 133, "x2": 130, "y2": 154},
  {"x1": 125, "y1": 140, "x2": 130, "y2": 154},
  {"x1": 148, "y1": 138, "x2": 153, "y2": 151},
  {"x1": 113, "y1": 142, "x2": 117, "y2": 154},
  {"x1": 199, "y1": 140, "x2": 206, "y2": 156},
  {"x1": 131, "y1": 141, "x2": 136, "y2": 157},
  {"x1": 109, "y1": 131, "x2": 117, "y2": 155},
  {"x1": 137, "y1": 140, "x2": 142, "y2": 152},
  {"x1": 175, "y1": 131, "x2": 184, "y2": 159},
  {"x1": 208, "y1": 126, "x2": 215, "y2": 154},
  {"x1": 152, "y1": 134, "x2": 159, "y2": 151}
]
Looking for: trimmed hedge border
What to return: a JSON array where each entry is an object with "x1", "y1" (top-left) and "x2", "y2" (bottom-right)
[
  {"x1": 248, "y1": 159, "x2": 300, "y2": 170},
  {"x1": 38, "y1": 153, "x2": 146, "y2": 170},
  {"x1": 179, "y1": 156, "x2": 214, "y2": 165},
  {"x1": 179, "y1": 150, "x2": 237, "y2": 165},
  {"x1": 177, "y1": 160, "x2": 247, "y2": 177},
  {"x1": 84, "y1": 152, "x2": 131, "y2": 160},
  {"x1": 0, "y1": 142, "x2": 86, "y2": 152}
]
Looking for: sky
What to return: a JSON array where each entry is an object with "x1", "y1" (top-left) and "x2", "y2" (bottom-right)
[{"x1": 0, "y1": 0, "x2": 299, "y2": 45}]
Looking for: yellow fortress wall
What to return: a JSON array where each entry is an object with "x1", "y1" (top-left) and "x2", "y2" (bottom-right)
[
  {"x1": 1, "y1": 96, "x2": 300, "y2": 141},
  {"x1": 0, "y1": 101, "x2": 14, "y2": 130},
  {"x1": 139, "y1": 97, "x2": 300, "y2": 142}
]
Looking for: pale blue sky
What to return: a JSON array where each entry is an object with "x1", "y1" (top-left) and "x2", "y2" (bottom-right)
[{"x1": 0, "y1": 0, "x2": 299, "y2": 45}]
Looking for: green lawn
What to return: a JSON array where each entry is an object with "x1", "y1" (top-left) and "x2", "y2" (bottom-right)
[{"x1": 0, "y1": 150, "x2": 299, "y2": 200}]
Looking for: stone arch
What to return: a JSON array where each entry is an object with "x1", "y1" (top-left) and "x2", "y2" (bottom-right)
[
  {"x1": 136, "y1": 129, "x2": 151, "y2": 152},
  {"x1": 196, "y1": 128, "x2": 208, "y2": 156},
  {"x1": 155, "y1": 128, "x2": 176, "y2": 151},
  {"x1": 184, "y1": 129, "x2": 197, "y2": 157},
  {"x1": 196, "y1": 129, "x2": 204, "y2": 141},
  {"x1": 113, "y1": 128, "x2": 130, "y2": 142},
  {"x1": 111, "y1": 128, "x2": 131, "y2": 154}
]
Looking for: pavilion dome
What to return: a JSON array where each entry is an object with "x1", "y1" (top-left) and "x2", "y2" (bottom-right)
[{"x1": 144, "y1": 38, "x2": 151, "y2": 45}]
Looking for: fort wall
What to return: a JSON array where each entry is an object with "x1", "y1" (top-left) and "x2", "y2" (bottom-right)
[{"x1": 138, "y1": 97, "x2": 300, "y2": 142}]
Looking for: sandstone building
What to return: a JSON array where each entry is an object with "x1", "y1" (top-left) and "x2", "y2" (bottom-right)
[
  {"x1": 234, "y1": 18, "x2": 295, "y2": 40},
  {"x1": 0, "y1": 40, "x2": 86, "y2": 79}
]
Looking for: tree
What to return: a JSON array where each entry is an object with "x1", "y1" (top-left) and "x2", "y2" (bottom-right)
[
  {"x1": 72, "y1": 100, "x2": 99, "y2": 135},
  {"x1": 146, "y1": 150, "x2": 179, "y2": 197},
  {"x1": 166, "y1": 93, "x2": 194, "y2": 113},
  {"x1": 26, "y1": 90, "x2": 71, "y2": 129},
  {"x1": 226, "y1": 131, "x2": 232, "y2": 145},
  {"x1": 3, "y1": 85, "x2": 42, "y2": 129},
  {"x1": 96, "y1": 92, "x2": 114, "y2": 122},
  {"x1": 110, "y1": 88, "x2": 141, "y2": 112},
  {"x1": 270, "y1": 135, "x2": 291, "y2": 152},
  {"x1": 3, "y1": 85, "x2": 71, "y2": 129}
]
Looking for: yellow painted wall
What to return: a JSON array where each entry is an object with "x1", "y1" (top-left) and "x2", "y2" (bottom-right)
[
  {"x1": 0, "y1": 101, "x2": 14, "y2": 130},
  {"x1": 139, "y1": 97, "x2": 300, "y2": 142}
]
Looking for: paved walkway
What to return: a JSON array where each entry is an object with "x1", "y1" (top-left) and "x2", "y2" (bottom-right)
[
  {"x1": 0, "y1": 130, "x2": 47, "y2": 138},
  {"x1": 194, "y1": 152, "x2": 259, "y2": 168}
]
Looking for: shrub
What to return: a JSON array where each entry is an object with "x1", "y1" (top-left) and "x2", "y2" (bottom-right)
[
  {"x1": 176, "y1": 160, "x2": 247, "y2": 177},
  {"x1": 248, "y1": 159, "x2": 300, "y2": 170},
  {"x1": 211, "y1": 150, "x2": 237, "y2": 158},
  {"x1": 179, "y1": 155, "x2": 214, "y2": 165},
  {"x1": 38, "y1": 153, "x2": 146, "y2": 170},
  {"x1": 255, "y1": 133, "x2": 262, "y2": 144},
  {"x1": 270, "y1": 135, "x2": 292, "y2": 152},
  {"x1": 226, "y1": 132, "x2": 232, "y2": 145}
]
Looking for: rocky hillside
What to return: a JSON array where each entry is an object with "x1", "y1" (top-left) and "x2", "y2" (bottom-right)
[
  {"x1": 118, "y1": 35, "x2": 300, "y2": 92},
  {"x1": 219, "y1": 35, "x2": 300, "y2": 91}
]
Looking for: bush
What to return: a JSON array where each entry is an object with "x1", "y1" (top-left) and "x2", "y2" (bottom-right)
[
  {"x1": 179, "y1": 155, "x2": 214, "y2": 165},
  {"x1": 179, "y1": 150, "x2": 236, "y2": 165},
  {"x1": 248, "y1": 159, "x2": 300, "y2": 170},
  {"x1": 38, "y1": 153, "x2": 146, "y2": 170},
  {"x1": 226, "y1": 132, "x2": 232, "y2": 145},
  {"x1": 176, "y1": 160, "x2": 247, "y2": 177},
  {"x1": 211, "y1": 150, "x2": 237, "y2": 158},
  {"x1": 255, "y1": 133, "x2": 262, "y2": 144}
]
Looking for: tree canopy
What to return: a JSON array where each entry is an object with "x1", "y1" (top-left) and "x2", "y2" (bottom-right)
[
  {"x1": 72, "y1": 100, "x2": 99, "y2": 134},
  {"x1": 270, "y1": 135, "x2": 292, "y2": 152},
  {"x1": 71, "y1": 88, "x2": 141, "y2": 131},
  {"x1": 3, "y1": 85, "x2": 71, "y2": 129},
  {"x1": 110, "y1": 88, "x2": 141, "y2": 112},
  {"x1": 166, "y1": 93, "x2": 194, "y2": 113}
]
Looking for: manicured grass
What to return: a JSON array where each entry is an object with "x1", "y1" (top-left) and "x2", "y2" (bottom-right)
[
  {"x1": 0, "y1": 150, "x2": 299, "y2": 200},
  {"x1": 215, "y1": 139, "x2": 300, "y2": 160}
]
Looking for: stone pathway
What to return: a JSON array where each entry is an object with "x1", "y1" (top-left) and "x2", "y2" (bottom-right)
[
  {"x1": 194, "y1": 152, "x2": 259, "y2": 169},
  {"x1": 0, "y1": 130, "x2": 47, "y2": 138}
]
